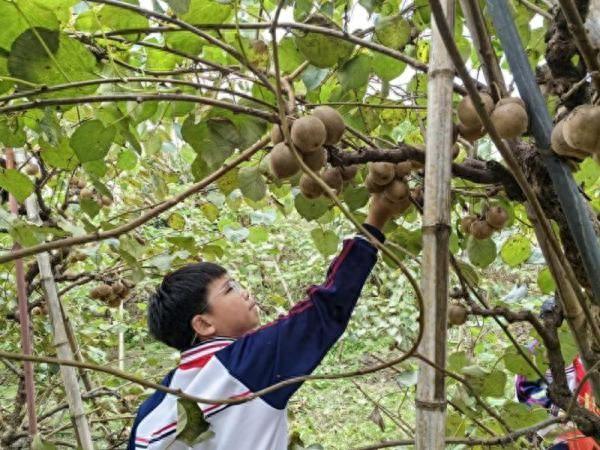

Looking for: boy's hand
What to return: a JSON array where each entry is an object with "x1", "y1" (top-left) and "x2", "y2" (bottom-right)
[{"x1": 365, "y1": 193, "x2": 408, "y2": 231}]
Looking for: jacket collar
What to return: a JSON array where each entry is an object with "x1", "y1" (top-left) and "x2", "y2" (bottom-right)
[{"x1": 180, "y1": 336, "x2": 236, "y2": 359}]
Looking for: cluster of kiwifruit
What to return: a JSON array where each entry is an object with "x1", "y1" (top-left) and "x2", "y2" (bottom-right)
[
  {"x1": 269, "y1": 106, "x2": 354, "y2": 197},
  {"x1": 551, "y1": 105, "x2": 600, "y2": 164},
  {"x1": 457, "y1": 93, "x2": 528, "y2": 142},
  {"x1": 70, "y1": 176, "x2": 112, "y2": 206},
  {"x1": 364, "y1": 161, "x2": 413, "y2": 216},
  {"x1": 24, "y1": 164, "x2": 40, "y2": 176},
  {"x1": 460, "y1": 205, "x2": 508, "y2": 240},
  {"x1": 89, "y1": 280, "x2": 131, "y2": 307},
  {"x1": 447, "y1": 303, "x2": 468, "y2": 326}
]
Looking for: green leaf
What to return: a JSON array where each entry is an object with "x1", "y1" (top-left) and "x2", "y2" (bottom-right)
[
  {"x1": 182, "y1": 0, "x2": 232, "y2": 23},
  {"x1": 371, "y1": 53, "x2": 406, "y2": 81},
  {"x1": 8, "y1": 28, "x2": 97, "y2": 96},
  {"x1": 503, "y1": 346, "x2": 538, "y2": 379},
  {"x1": 248, "y1": 226, "x2": 269, "y2": 244},
  {"x1": 167, "y1": 213, "x2": 186, "y2": 231},
  {"x1": 165, "y1": 0, "x2": 191, "y2": 15},
  {"x1": 500, "y1": 235, "x2": 532, "y2": 267},
  {"x1": 79, "y1": 198, "x2": 101, "y2": 219},
  {"x1": 558, "y1": 325, "x2": 578, "y2": 364},
  {"x1": 374, "y1": 16, "x2": 411, "y2": 49},
  {"x1": 537, "y1": 267, "x2": 556, "y2": 294},
  {"x1": 310, "y1": 228, "x2": 340, "y2": 256},
  {"x1": 294, "y1": 194, "x2": 329, "y2": 220},
  {"x1": 0, "y1": 117, "x2": 27, "y2": 147},
  {"x1": 0, "y1": 1, "x2": 59, "y2": 52},
  {"x1": 338, "y1": 54, "x2": 372, "y2": 90},
  {"x1": 39, "y1": 138, "x2": 79, "y2": 170},
  {"x1": 502, "y1": 402, "x2": 549, "y2": 429},
  {"x1": 302, "y1": 65, "x2": 329, "y2": 91},
  {"x1": 238, "y1": 166, "x2": 266, "y2": 202},
  {"x1": 117, "y1": 149, "x2": 138, "y2": 171},
  {"x1": 0, "y1": 169, "x2": 34, "y2": 203},
  {"x1": 295, "y1": 23, "x2": 355, "y2": 68},
  {"x1": 480, "y1": 369, "x2": 507, "y2": 398},
  {"x1": 175, "y1": 398, "x2": 214, "y2": 446},
  {"x1": 70, "y1": 120, "x2": 116, "y2": 163},
  {"x1": 447, "y1": 351, "x2": 469, "y2": 372},
  {"x1": 343, "y1": 185, "x2": 369, "y2": 211},
  {"x1": 96, "y1": 3, "x2": 149, "y2": 36},
  {"x1": 278, "y1": 37, "x2": 304, "y2": 73},
  {"x1": 467, "y1": 236, "x2": 496, "y2": 268},
  {"x1": 455, "y1": 261, "x2": 479, "y2": 285}
]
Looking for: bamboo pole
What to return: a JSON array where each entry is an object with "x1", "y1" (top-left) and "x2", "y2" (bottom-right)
[
  {"x1": 415, "y1": 0, "x2": 455, "y2": 447},
  {"x1": 15, "y1": 150, "x2": 94, "y2": 449},
  {"x1": 5, "y1": 148, "x2": 37, "y2": 440},
  {"x1": 118, "y1": 302, "x2": 125, "y2": 371}
]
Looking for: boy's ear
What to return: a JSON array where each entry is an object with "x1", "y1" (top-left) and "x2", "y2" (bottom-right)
[{"x1": 191, "y1": 314, "x2": 216, "y2": 339}]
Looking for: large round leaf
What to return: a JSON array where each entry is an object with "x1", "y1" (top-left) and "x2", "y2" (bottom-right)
[
  {"x1": 467, "y1": 236, "x2": 497, "y2": 268},
  {"x1": 70, "y1": 120, "x2": 116, "y2": 163},
  {"x1": 500, "y1": 234, "x2": 532, "y2": 267}
]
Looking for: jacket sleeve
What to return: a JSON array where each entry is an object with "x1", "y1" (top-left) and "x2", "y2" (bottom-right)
[{"x1": 215, "y1": 224, "x2": 385, "y2": 409}]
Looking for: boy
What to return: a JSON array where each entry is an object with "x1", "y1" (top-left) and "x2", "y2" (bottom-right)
[{"x1": 128, "y1": 197, "x2": 394, "y2": 450}]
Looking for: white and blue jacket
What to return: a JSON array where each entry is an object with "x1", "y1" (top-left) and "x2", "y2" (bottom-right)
[{"x1": 128, "y1": 225, "x2": 384, "y2": 450}]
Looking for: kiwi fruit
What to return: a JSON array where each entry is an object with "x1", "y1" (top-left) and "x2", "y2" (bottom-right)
[
  {"x1": 321, "y1": 167, "x2": 343, "y2": 193},
  {"x1": 302, "y1": 148, "x2": 326, "y2": 171},
  {"x1": 31, "y1": 306, "x2": 43, "y2": 316},
  {"x1": 395, "y1": 161, "x2": 412, "y2": 178},
  {"x1": 338, "y1": 165, "x2": 358, "y2": 181},
  {"x1": 77, "y1": 179, "x2": 86, "y2": 189},
  {"x1": 291, "y1": 116, "x2": 327, "y2": 154},
  {"x1": 383, "y1": 179, "x2": 409, "y2": 203},
  {"x1": 365, "y1": 174, "x2": 386, "y2": 193},
  {"x1": 91, "y1": 283, "x2": 112, "y2": 299},
  {"x1": 485, "y1": 206, "x2": 508, "y2": 230},
  {"x1": 368, "y1": 162, "x2": 395, "y2": 185},
  {"x1": 270, "y1": 143, "x2": 300, "y2": 179},
  {"x1": 562, "y1": 105, "x2": 600, "y2": 153},
  {"x1": 25, "y1": 164, "x2": 39, "y2": 176},
  {"x1": 460, "y1": 215, "x2": 477, "y2": 234},
  {"x1": 70, "y1": 176, "x2": 80, "y2": 186},
  {"x1": 551, "y1": 120, "x2": 589, "y2": 160},
  {"x1": 411, "y1": 160, "x2": 425, "y2": 170},
  {"x1": 111, "y1": 281, "x2": 126, "y2": 296},
  {"x1": 271, "y1": 125, "x2": 284, "y2": 145},
  {"x1": 490, "y1": 103, "x2": 528, "y2": 139},
  {"x1": 101, "y1": 195, "x2": 112, "y2": 207},
  {"x1": 299, "y1": 174, "x2": 323, "y2": 199},
  {"x1": 457, "y1": 122, "x2": 486, "y2": 142},
  {"x1": 448, "y1": 304, "x2": 468, "y2": 326},
  {"x1": 457, "y1": 93, "x2": 494, "y2": 129},
  {"x1": 79, "y1": 188, "x2": 94, "y2": 200},
  {"x1": 496, "y1": 97, "x2": 526, "y2": 109},
  {"x1": 371, "y1": 193, "x2": 408, "y2": 219},
  {"x1": 470, "y1": 220, "x2": 494, "y2": 240},
  {"x1": 107, "y1": 295, "x2": 122, "y2": 308},
  {"x1": 311, "y1": 106, "x2": 345, "y2": 145}
]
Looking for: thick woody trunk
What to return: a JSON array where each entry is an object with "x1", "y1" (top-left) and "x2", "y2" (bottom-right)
[{"x1": 415, "y1": 0, "x2": 455, "y2": 448}]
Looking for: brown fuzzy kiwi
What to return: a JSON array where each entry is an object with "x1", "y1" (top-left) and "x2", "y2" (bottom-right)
[
  {"x1": 485, "y1": 206, "x2": 508, "y2": 230},
  {"x1": 457, "y1": 122, "x2": 486, "y2": 142},
  {"x1": 101, "y1": 195, "x2": 112, "y2": 206},
  {"x1": 291, "y1": 116, "x2": 327, "y2": 154},
  {"x1": 470, "y1": 220, "x2": 494, "y2": 239},
  {"x1": 111, "y1": 281, "x2": 126, "y2": 296},
  {"x1": 70, "y1": 176, "x2": 80, "y2": 186},
  {"x1": 77, "y1": 179, "x2": 86, "y2": 189},
  {"x1": 31, "y1": 306, "x2": 43, "y2": 316},
  {"x1": 79, "y1": 188, "x2": 94, "y2": 200},
  {"x1": 25, "y1": 164, "x2": 39, "y2": 176},
  {"x1": 448, "y1": 304, "x2": 468, "y2": 326},
  {"x1": 107, "y1": 295, "x2": 121, "y2": 308},
  {"x1": 562, "y1": 105, "x2": 600, "y2": 153},
  {"x1": 365, "y1": 174, "x2": 386, "y2": 193},
  {"x1": 311, "y1": 106, "x2": 345, "y2": 145},
  {"x1": 383, "y1": 179, "x2": 409, "y2": 203},
  {"x1": 395, "y1": 161, "x2": 412, "y2": 178},
  {"x1": 338, "y1": 165, "x2": 358, "y2": 181},
  {"x1": 496, "y1": 97, "x2": 526, "y2": 109},
  {"x1": 457, "y1": 93, "x2": 494, "y2": 129},
  {"x1": 91, "y1": 283, "x2": 112, "y2": 299},
  {"x1": 270, "y1": 143, "x2": 300, "y2": 179},
  {"x1": 299, "y1": 174, "x2": 323, "y2": 199},
  {"x1": 368, "y1": 162, "x2": 395, "y2": 185},
  {"x1": 321, "y1": 167, "x2": 343, "y2": 193},
  {"x1": 490, "y1": 103, "x2": 528, "y2": 139},
  {"x1": 271, "y1": 125, "x2": 284, "y2": 145},
  {"x1": 375, "y1": 193, "x2": 412, "y2": 217},
  {"x1": 460, "y1": 215, "x2": 477, "y2": 234},
  {"x1": 551, "y1": 120, "x2": 589, "y2": 160},
  {"x1": 302, "y1": 148, "x2": 326, "y2": 171}
]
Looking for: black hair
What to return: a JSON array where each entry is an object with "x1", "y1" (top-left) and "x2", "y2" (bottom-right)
[{"x1": 148, "y1": 262, "x2": 227, "y2": 351}]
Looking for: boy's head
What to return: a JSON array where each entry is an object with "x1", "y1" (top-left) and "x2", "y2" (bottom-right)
[{"x1": 148, "y1": 262, "x2": 261, "y2": 351}]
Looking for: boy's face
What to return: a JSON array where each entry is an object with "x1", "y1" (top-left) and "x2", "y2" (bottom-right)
[{"x1": 201, "y1": 275, "x2": 261, "y2": 338}]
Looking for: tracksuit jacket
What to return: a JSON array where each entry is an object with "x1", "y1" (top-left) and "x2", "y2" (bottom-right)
[{"x1": 128, "y1": 224, "x2": 385, "y2": 450}]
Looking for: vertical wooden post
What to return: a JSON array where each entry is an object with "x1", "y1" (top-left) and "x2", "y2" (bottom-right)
[
  {"x1": 415, "y1": 0, "x2": 455, "y2": 448},
  {"x1": 15, "y1": 150, "x2": 94, "y2": 449},
  {"x1": 5, "y1": 148, "x2": 38, "y2": 439}
]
